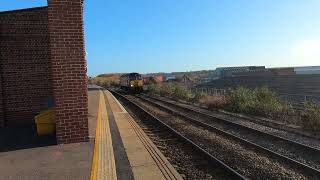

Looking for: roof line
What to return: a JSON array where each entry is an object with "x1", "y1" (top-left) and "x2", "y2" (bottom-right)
[{"x1": 0, "y1": 6, "x2": 48, "y2": 14}]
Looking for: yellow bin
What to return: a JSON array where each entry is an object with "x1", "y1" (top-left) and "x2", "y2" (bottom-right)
[{"x1": 35, "y1": 108, "x2": 56, "y2": 135}]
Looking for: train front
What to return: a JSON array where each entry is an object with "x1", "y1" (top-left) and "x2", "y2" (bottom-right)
[{"x1": 129, "y1": 73, "x2": 143, "y2": 92}]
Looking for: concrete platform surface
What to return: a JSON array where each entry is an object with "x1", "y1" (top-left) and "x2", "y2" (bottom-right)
[
  {"x1": 0, "y1": 88, "x2": 182, "y2": 180},
  {"x1": 0, "y1": 89, "x2": 100, "y2": 180},
  {"x1": 90, "y1": 91, "x2": 117, "y2": 180},
  {"x1": 0, "y1": 142, "x2": 93, "y2": 180},
  {"x1": 104, "y1": 90, "x2": 182, "y2": 180},
  {"x1": 88, "y1": 89, "x2": 100, "y2": 139}
]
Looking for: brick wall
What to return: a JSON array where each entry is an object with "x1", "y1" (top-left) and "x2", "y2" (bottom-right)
[
  {"x1": 0, "y1": 7, "x2": 52, "y2": 125},
  {"x1": 0, "y1": 73, "x2": 4, "y2": 127},
  {"x1": 47, "y1": 0, "x2": 89, "y2": 144}
]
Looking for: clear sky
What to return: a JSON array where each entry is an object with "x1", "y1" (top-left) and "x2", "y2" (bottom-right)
[{"x1": 1, "y1": 0, "x2": 320, "y2": 76}]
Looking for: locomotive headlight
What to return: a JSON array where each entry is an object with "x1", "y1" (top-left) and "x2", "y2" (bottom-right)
[{"x1": 131, "y1": 84, "x2": 134, "y2": 87}]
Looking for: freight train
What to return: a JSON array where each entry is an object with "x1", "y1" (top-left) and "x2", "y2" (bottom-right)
[{"x1": 120, "y1": 73, "x2": 143, "y2": 92}]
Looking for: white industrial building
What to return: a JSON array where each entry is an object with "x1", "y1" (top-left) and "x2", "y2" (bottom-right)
[{"x1": 294, "y1": 66, "x2": 320, "y2": 74}]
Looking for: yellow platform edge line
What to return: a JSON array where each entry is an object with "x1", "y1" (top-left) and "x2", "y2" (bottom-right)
[
  {"x1": 90, "y1": 91, "x2": 103, "y2": 180},
  {"x1": 100, "y1": 93, "x2": 117, "y2": 179}
]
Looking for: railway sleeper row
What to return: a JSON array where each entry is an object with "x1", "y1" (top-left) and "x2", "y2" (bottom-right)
[
  {"x1": 111, "y1": 90, "x2": 246, "y2": 180},
  {"x1": 140, "y1": 94, "x2": 320, "y2": 170},
  {"x1": 126, "y1": 93, "x2": 320, "y2": 179}
]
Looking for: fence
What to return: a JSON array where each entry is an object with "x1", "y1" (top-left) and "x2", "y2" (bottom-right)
[
  {"x1": 279, "y1": 94, "x2": 320, "y2": 110},
  {"x1": 190, "y1": 88, "x2": 226, "y2": 96}
]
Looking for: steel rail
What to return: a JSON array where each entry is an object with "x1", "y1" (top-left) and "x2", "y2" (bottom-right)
[
  {"x1": 137, "y1": 94, "x2": 320, "y2": 178},
  {"x1": 111, "y1": 90, "x2": 247, "y2": 180},
  {"x1": 144, "y1": 94, "x2": 320, "y2": 152}
]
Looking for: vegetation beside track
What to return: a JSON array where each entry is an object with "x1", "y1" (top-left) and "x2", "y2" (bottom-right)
[
  {"x1": 302, "y1": 101, "x2": 320, "y2": 130},
  {"x1": 146, "y1": 83, "x2": 320, "y2": 130},
  {"x1": 89, "y1": 73, "x2": 121, "y2": 87}
]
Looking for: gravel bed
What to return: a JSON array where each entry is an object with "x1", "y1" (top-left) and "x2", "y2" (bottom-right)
[
  {"x1": 144, "y1": 96, "x2": 320, "y2": 170},
  {"x1": 156, "y1": 95, "x2": 320, "y2": 150},
  {"x1": 121, "y1": 96, "x2": 232, "y2": 180},
  {"x1": 131, "y1": 96, "x2": 311, "y2": 179}
]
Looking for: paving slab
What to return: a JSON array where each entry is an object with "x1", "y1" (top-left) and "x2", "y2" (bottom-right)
[
  {"x1": 0, "y1": 89, "x2": 101, "y2": 180},
  {"x1": 0, "y1": 142, "x2": 93, "y2": 180},
  {"x1": 90, "y1": 91, "x2": 117, "y2": 180},
  {"x1": 0, "y1": 88, "x2": 181, "y2": 180},
  {"x1": 88, "y1": 89, "x2": 101, "y2": 139},
  {"x1": 104, "y1": 90, "x2": 182, "y2": 180}
]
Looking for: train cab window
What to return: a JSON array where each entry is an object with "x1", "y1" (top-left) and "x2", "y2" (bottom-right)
[
  {"x1": 135, "y1": 74, "x2": 142, "y2": 80},
  {"x1": 129, "y1": 73, "x2": 142, "y2": 80}
]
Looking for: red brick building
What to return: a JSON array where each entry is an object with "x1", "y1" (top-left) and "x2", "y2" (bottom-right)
[
  {"x1": 143, "y1": 75, "x2": 165, "y2": 85},
  {"x1": 0, "y1": 0, "x2": 89, "y2": 144},
  {"x1": 153, "y1": 75, "x2": 165, "y2": 83}
]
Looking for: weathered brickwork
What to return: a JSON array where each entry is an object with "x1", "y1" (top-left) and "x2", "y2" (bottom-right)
[
  {"x1": 0, "y1": 73, "x2": 4, "y2": 127},
  {"x1": 0, "y1": 2, "x2": 89, "y2": 144},
  {"x1": 47, "y1": 0, "x2": 89, "y2": 144},
  {"x1": 0, "y1": 7, "x2": 52, "y2": 125}
]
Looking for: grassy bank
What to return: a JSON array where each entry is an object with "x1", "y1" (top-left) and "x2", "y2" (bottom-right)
[{"x1": 146, "y1": 83, "x2": 320, "y2": 130}]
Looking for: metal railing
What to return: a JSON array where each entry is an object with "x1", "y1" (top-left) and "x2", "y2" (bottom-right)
[
  {"x1": 279, "y1": 94, "x2": 320, "y2": 109},
  {"x1": 190, "y1": 88, "x2": 226, "y2": 96}
]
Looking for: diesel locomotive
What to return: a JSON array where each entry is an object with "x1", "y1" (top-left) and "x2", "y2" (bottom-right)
[{"x1": 120, "y1": 73, "x2": 143, "y2": 92}]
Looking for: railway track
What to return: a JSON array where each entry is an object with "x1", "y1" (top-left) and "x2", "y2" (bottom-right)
[
  {"x1": 113, "y1": 91, "x2": 320, "y2": 179},
  {"x1": 141, "y1": 94, "x2": 320, "y2": 170},
  {"x1": 110, "y1": 90, "x2": 246, "y2": 180}
]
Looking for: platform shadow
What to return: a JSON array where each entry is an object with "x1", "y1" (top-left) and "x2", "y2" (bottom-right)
[{"x1": 0, "y1": 124, "x2": 57, "y2": 152}]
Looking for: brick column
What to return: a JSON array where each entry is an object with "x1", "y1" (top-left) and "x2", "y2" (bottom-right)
[
  {"x1": 0, "y1": 72, "x2": 4, "y2": 127},
  {"x1": 0, "y1": 21, "x2": 4, "y2": 127},
  {"x1": 47, "y1": 0, "x2": 89, "y2": 144}
]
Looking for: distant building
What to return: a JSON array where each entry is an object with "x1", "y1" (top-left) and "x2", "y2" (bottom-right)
[
  {"x1": 233, "y1": 67, "x2": 295, "y2": 76},
  {"x1": 153, "y1": 75, "x2": 165, "y2": 83},
  {"x1": 294, "y1": 66, "x2": 320, "y2": 75},
  {"x1": 143, "y1": 75, "x2": 165, "y2": 84},
  {"x1": 143, "y1": 77, "x2": 152, "y2": 84},
  {"x1": 181, "y1": 74, "x2": 196, "y2": 87},
  {"x1": 165, "y1": 75, "x2": 176, "y2": 82},
  {"x1": 267, "y1": 67, "x2": 295, "y2": 75},
  {"x1": 200, "y1": 77, "x2": 214, "y2": 83},
  {"x1": 215, "y1": 66, "x2": 266, "y2": 78}
]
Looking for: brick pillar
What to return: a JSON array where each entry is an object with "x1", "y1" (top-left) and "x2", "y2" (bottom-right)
[
  {"x1": 0, "y1": 24, "x2": 4, "y2": 127},
  {"x1": 47, "y1": 0, "x2": 89, "y2": 144},
  {"x1": 0, "y1": 72, "x2": 4, "y2": 127}
]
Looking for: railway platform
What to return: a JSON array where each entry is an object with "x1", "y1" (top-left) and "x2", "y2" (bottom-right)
[
  {"x1": 0, "y1": 88, "x2": 181, "y2": 180},
  {"x1": 91, "y1": 89, "x2": 182, "y2": 180}
]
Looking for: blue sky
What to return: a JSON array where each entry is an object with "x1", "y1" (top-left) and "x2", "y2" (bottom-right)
[{"x1": 1, "y1": 1, "x2": 320, "y2": 76}]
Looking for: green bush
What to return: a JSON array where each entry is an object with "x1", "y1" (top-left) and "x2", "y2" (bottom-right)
[
  {"x1": 226, "y1": 87, "x2": 284, "y2": 117},
  {"x1": 227, "y1": 87, "x2": 256, "y2": 113},
  {"x1": 147, "y1": 84, "x2": 161, "y2": 95},
  {"x1": 254, "y1": 87, "x2": 283, "y2": 116},
  {"x1": 159, "y1": 83, "x2": 175, "y2": 97},
  {"x1": 147, "y1": 83, "x2": 192, "y2": 101},
  {"x1": 173, "y1": 84, "x2": 192, "y2": 101},
  {"x1": 302, "y1": 101, "x2": 320, "y2": 130}
]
